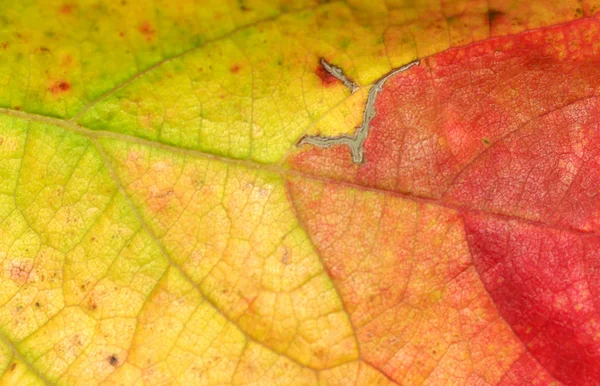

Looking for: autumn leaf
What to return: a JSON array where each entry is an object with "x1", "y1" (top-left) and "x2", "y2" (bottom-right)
[{"x1": 0, "y1": 0, "x2": 598, "y2": 385}]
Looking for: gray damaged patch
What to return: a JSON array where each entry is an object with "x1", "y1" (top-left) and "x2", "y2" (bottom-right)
[
  {"x1": 319, "y1": 58, "x2": 360, "y2": 94},
  {"x1": 298, "y1": 60, "x2": 420, "y2": 163}
]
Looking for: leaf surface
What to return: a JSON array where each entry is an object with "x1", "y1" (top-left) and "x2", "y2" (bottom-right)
[{"x1": 0, "y1": 0, "x2": 598, "y2": 385}]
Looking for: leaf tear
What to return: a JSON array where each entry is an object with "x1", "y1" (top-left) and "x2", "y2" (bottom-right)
[
  {"x1": 298, "y1": 60, "x2": 420, "y2": 164},
  {"x1": 318, "y1": 58, "x2": 359, "y2": 93}
]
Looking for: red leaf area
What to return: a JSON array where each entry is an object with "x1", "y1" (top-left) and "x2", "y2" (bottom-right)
[{"x1": 289, "y1": 16, "x2": 600, "y2": 385}]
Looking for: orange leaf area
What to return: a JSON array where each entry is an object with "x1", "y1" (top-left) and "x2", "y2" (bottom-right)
[{"x1": 288, "y1": 178, "x2": 557, "y2": 385}]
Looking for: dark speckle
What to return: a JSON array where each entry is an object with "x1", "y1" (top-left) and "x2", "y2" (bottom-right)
[
  {"x1": 238, "y1": 0, "x2": 251, "y2": 12},
  {"x1": 109, "y1": 355, "x2": 118, "y2": 366},
  {"x1": 488, "y1": 9, "x2": 505, "y2": 24},
  {"x1": 49, "y1": 80, "x2": 71, "y2": 94},
  {"x1": 58, "y1": 82, "x2": 69, "y2": 91}
]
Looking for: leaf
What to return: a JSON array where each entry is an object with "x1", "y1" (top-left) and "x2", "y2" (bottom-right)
[{"x1": 0, "y1": 0, "x2": 596, "y2": 385}]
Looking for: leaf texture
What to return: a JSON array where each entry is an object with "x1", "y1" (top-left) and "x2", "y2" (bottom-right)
[{"x1": 0, "y1": 0, "x2": 598, "y2": 385}]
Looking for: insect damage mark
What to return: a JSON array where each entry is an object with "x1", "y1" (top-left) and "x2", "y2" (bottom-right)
[
  {"x1": 316, "y1": 58, "x2": 359, "y2": 92},
  {"x1": 298, "y1": 59, "x2": 419, "y2": 163}
]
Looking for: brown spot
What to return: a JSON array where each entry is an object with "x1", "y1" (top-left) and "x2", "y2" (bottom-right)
[
  {"x1": 313, "y1": 347, "x2": 326, "y2": 361},
  {"x1": 1, "y1": 42, "x2": 8, "y2": 49},
  {"x1": 72, "y1": 334, "x2": 83, "y2": 346},
  {"x1": 80, "y1": 280, "x2": 91, "y2": 292},
  {"x1": 35, "y1": 302, "x2": 40, "y2": 307},
  {"x1": 119, "y1": 32, "x2": 125, "y2": 38},
  {"x1": 109, "y1": 355, "x2": 118, "y2": 366},
  {"x1": 59, "y1": 81, "x2": 71, "y2": 91},
  {"x1": 138, "y1": 22, "x2": 156, "y2": 41},
  {"x1": 49, "y1": 80, "x2": 71, "y2": 94},
  {"x1": 87, "y1": 297, "x2": 97, "y2": 310},
  {"x1": 315, "y1": 63, "x2": 337, "y2": 87},
  {"x1": 488, "y1": 9, "x2": 505, "y2": 24},
  {"x1": 59, "y1": 4, "x2": 73, "y2": 15},
  {"x1": 230, "y1": 64, "x2": 241, "y2": 73},
  {"x1": 238, "y1": 0, "x2": 251, "y2": 12},
  {"x1": 9, "y1": 363, "x2": 16, "y2": 371}
]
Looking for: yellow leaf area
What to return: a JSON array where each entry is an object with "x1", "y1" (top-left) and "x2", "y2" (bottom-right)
[
  {"x1": 1, "y1": 0, "x2": 599, "y2": 162},
  {"x1": 0, "y1": 0, "x2": 592, "y2": 385}
]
